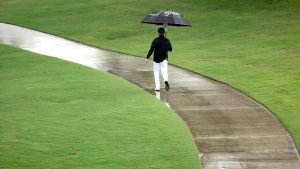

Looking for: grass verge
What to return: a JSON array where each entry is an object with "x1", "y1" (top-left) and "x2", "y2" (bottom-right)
[{"x1": 0, "y1": 44, "x2": 200, "y2": 169}]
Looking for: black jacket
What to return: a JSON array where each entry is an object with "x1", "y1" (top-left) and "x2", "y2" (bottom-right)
[{"x1": 147, "y1": 35, "x2": 172, "y2": 63}]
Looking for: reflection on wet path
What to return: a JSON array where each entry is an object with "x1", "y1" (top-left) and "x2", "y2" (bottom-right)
[{"x1": 1, "y1": 23, "x2": 299, "y2": 169}]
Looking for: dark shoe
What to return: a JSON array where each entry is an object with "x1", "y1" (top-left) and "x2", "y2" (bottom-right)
[{"x1": 165, "y1": 81, "x2": 170, "y2": 91}]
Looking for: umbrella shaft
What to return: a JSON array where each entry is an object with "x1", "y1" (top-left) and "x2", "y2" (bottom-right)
[{"x1": 163, "y1": 23, "x2": 168, "y2": 32}]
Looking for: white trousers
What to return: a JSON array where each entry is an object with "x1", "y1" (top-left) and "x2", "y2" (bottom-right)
[{"x1": 153, "y1": 59, "x2": 168, "y2": 90}]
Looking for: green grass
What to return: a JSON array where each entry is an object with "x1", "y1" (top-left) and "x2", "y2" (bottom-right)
[
  {"x1": 0, "y1": 44, "x2": 200, "y2": 169},
  {"x1": 0, "y1": 0, "x2": 299, "y2": 152}
]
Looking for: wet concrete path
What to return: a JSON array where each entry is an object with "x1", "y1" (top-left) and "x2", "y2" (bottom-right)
[{"x1": 1, "y1": 23, "x2": 299, "y2": 169}]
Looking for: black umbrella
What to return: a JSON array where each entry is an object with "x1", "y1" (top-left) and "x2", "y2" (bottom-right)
[{"x1": 141, "y1": 10, "x2": 191, "y2": 31}]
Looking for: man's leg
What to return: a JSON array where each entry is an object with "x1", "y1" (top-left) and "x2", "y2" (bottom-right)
[
  {"x1": 153, "y1": 61, "x2": 160, "y2": 91},
  {"x1": 160, "y1": 60, "x2": 170, "y2": 91},
  {"x1": 160, "y1": 60, "x2": 168, "y2": 81}
]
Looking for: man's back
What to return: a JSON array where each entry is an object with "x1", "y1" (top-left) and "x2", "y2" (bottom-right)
[{"x1": 147, "y1": 35, "x2": 172, "y2": 63}]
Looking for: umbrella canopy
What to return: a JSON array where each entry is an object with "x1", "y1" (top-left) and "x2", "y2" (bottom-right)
[{"x1": 141, "y1": 10, "x2": 191, "y2": 27}]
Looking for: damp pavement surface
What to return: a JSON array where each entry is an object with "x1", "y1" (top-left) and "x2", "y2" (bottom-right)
[{"x1": 1, "y1": 23, "x2": 299, "y2": 169}]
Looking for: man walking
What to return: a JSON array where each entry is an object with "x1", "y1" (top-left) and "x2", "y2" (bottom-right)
[{"x1": 145, "y1": 27, "x2": 172, "y2": 91}]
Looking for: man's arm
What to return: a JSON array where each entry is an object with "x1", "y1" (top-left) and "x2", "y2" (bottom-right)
[
  {"x1": 168, "y1": 40, "x2": 172, "y2": 52},
  {"x1": 145, "y1": 39, "x2": 156, "y2": 64},
  {"x1": 147, "y1": 40, "x2": 156, "y2": 59}
]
